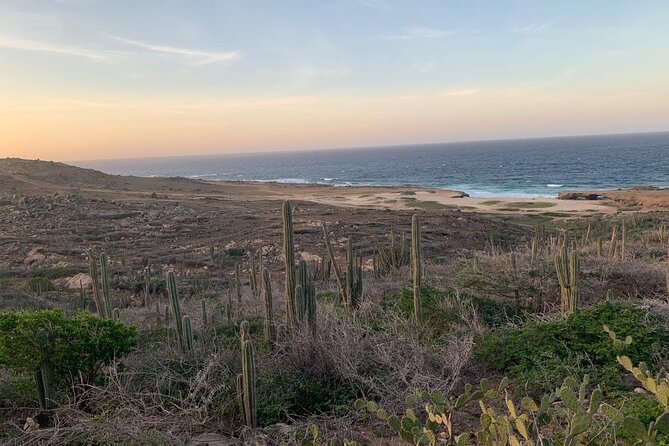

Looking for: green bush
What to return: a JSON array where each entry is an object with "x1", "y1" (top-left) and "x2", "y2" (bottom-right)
[
  {"x1": 257, "y1": 370, "x2": 356, "y2": 426},
  {"x1": 0, "y1": 309, "x2": 136, "y2": 390},
  {"x1": 477, "y1": 302, "x2": 669, "y2": 396},
  {"x1": 26, "y1": 276, "x2": 52, "y2": 293},
  {"x1": 225, "y1": 247, "x2": 245, "y2": 257},
  {"x1": 211, "y1": 317, "x2": 269, "y2": 353},
  {"x1": 384, "y1": 286, "x2": 523, "y2": 332}
]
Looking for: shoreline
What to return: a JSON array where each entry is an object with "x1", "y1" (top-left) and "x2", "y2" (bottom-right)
[
  {"x1": 3, "y1": 158, "x2": 668, "y2": 215},
  {"x1": 201, "y1": 180, "x2": 616, "y2": 214}
]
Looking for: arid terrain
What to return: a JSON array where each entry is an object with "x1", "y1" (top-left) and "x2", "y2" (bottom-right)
[{"x1": 2, "y1": 158, "x2": 669, "y2": 446}]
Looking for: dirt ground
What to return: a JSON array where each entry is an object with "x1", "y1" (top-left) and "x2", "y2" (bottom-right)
[{"x1": 1, "y1": 157, "x2": 667, "y2": 281}]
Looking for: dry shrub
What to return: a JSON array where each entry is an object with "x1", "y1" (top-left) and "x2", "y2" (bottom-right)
[{"x1": 265, "y1": 302, "x2": 473, "y2": 412}]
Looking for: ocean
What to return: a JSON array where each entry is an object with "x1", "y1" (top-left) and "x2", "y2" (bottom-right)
[{"x1": 75, "y1": 132, "x2": 669, "y2": 199}]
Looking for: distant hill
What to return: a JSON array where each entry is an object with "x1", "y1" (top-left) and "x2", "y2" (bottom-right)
[{"x1": 0, "y1": 158, "x2": 210, "y2": 194}]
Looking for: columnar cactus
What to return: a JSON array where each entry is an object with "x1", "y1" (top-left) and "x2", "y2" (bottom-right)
[
  {"x1": 621, "y1": 221, "x2": 627, "y2": 259},
  {"x1": 298, "y1": 260, "x2": 317, "y2": 335},
  {"x1": 235, "y1": 262, "x2": 242, "y2": 303},
  {"x1": 183, "y1": 315, "x2": 194, "y2": 351},
  {"x1": 238, "y1": 321, "x2": 257, "y2": 427},
  {"x1": 411, "y1": 215, "x2": 423, "y2": 324},
  {"x1": 250, "y1": 255, "x2": 259, "y2": 299},
  {"x1": 597, "y1": 237, "x2": 603, "y2": 257},
  {"x1": 88, "y1": 252, "x2": 106, "y2": 319},
  {"x1": 413, "y1": 286, "x2": 422, "y2": 325},
  {"x1": 609, "y1": 225, "x2": 618, "y2": 258},
  {"x1": 166, "y1": 271, "x2": 185, "y2": 349},
  {"x1": 283, "y1": 201, "x2": 299, "y2": 330},
  {"x1": 35, "y1": 328, "x2": 52, "y2": 410},
  {"x1": 411, "y1": 215, "x2": 422, "y2": 289},
  {"x1": 530, "y1": 235, "x2": 539, "y2": 265},
  {"x1": 346, "y1": 238, "x2": 354, "y2": 314},
  {"x1": 666, "y1": 245, "x2": 669, "y2": 296},
  {"x1": 322, "y1": 222, "x2": 346, "y2": 301},
  {"x1": 201, "y1": 300, "x2": 208, "y2": 327},
  {"x1": 226, "y1": 290, "x2": 233, "y2": 323},
  {"x1": 262, "y1": 268, "x2": 275, "y2": 343},
  {"x1": 99, "y1": 252, "x2": 113, "y2": 320},
  {"x1": 374, "y1": 230, "x2": 410, "y2": 276},
  {"x1": 343, "y1": 238, "x2": 363, "y2": 313},
  {"x1": 555, "y1": 244, "x2": 580, "y2": 316}
]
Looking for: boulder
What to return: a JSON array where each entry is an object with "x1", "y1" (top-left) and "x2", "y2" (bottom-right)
[{"x1": 558, "y1": 192, "x2": 604, "y2": 200}]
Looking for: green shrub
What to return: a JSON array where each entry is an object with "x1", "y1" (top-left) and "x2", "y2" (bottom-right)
[
  {"x1": 211, "y1": 317, "x2": 268, "y2": 353},
  {"x1": 477, "y1": 302, "x2": 669, "y2": 396},
  {"x1": 257, "y1": 371, "x2": 356, "y2": 426},
  {"x1": 0, "y1": 309, "x2": 136, "y2": 389},
  {"x1": 384, "y1": 286, "x2": 524, "y2": 332},
  {"x1": 26, "y1": 276, "x2": 52, "y2": 293},
  {"x1": 226, "y1": 247, "x2": 245, "y2": 257},
  {"x1": 611, "y1": 391, "x2": 664, "y2": 426}
]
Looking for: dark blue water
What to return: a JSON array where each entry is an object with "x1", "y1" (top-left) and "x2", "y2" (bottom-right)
[{"x1": 75, "y1": 132, "x2": 669, "y2": 198}]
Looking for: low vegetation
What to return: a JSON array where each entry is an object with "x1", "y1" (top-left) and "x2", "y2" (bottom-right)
[{"x1": 1, "y1": 198, "x2": 668, "y2": 445}]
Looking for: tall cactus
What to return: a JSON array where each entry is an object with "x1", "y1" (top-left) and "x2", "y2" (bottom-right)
[
  {"x1": 666, "y1": 245, "x2": 669, "y2": 296},
  {"x1": 597, "y1": 237, "x2": 603, "y2": 257},
  {"x1": 99, "y1": 252, "x2": 113, "y2": 320},
  {"x1": 620, "y1": 221, "x2": 627, "y2": 259},
  {"x1": 88, "y1": 252, "x2": 106, "y2": 319},
  {"x1": 35, "y1": 328, "x2": 52, "y2": 410},
  {"x1": 201, "y1": 300, "x2": 208, "y2": 327},
  {"x1": 555, "y1": 244, "x2": 580, "y2": 316},
  {"x1": 235, "y1": 262, "x2": 242, "y2": 303},
  {"x1": 298, "y1": 261, "x2": 317, "y2": 334},
  {"x1": 183, "y1": 315, "x2": 194, "y2": 351},
  {"x1": 238, "y1": 321, "x2": 257, "y2": 427},
  {"x1": 322, "y1": 222, "x2": 346, "y2": 302},
  {"x1": 262, "y1": 268, "x2": 276, "y2": 343},
  {"x1": 411, "y1": 215, "x2": 423, "y2": 324},
  {"x1": 609, "y1": 225, "x2": 618, "y2": 258},
  {"x1": 345, "y1": 239, "x2": 354, "y2": 313},
  {"x1": 283, "y1": 201, "x2": 299, "y2": 331},
  {"x1": 166, "y1": 271, "x2": 185, "y2": 349},
  {"x1": 225, "y1": 290, "x2": 233, "y2": 323},
  {"x1": 249, "y1": 255, "x2": 259, "y2": 299},
  {"x1": 344, "y1": 238, "x2": 363, "y2": 313}
]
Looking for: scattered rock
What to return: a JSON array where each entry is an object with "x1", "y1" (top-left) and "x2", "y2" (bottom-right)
[
  {"x1": 451, "y1": 190, "x2": 470, "y2": 198},
  {"x1": 23, "y1": 417, "x2": 38, "y2": 432},
  {"x1": 58, "y1": 273, "x2": 92, "y2": 289},
  {"x1": 558, "y1": 192, "x2": 604, "y2": 200}
]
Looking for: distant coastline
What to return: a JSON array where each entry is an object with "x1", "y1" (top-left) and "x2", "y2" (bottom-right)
[{"x1": 72, "y1": 131, "x2": 669, "y2": 200}]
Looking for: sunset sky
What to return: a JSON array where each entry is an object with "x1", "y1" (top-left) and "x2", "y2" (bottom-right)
[{"x1": 1, "y1": 0, "x2": 669, "y2": 161}]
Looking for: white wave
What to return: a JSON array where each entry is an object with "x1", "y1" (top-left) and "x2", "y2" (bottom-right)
[
  {"x1": 546, "y1": 184, "x2": 564, "y2": 188},
  {"x1": 187, "y1": 173, "x2": 219, "y2": 179},
  {"x1": 252, "y1": 178, "x2": 310, "y2": 184}
]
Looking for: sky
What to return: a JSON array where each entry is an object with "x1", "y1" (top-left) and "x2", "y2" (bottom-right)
[{"x1": 1, "y1": 0, "x2": 669, "y2": 161}]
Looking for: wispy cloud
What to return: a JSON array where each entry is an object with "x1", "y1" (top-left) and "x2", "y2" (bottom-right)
[
  {"x1": 383, "y1": 26, "x2": 453, "y2": 41},
  {"x1": 509, "y1": 23, "x2": 549, "y2": 33},
  {"x1": 0, "y1": 35, "x2": 107, "y2": 60},
  {"x1": 104, "y1": 34, "x2": 239, "y2": 65},
  {"x1": 439, "y1": 88, "x2": 480, "y2": 97}
]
